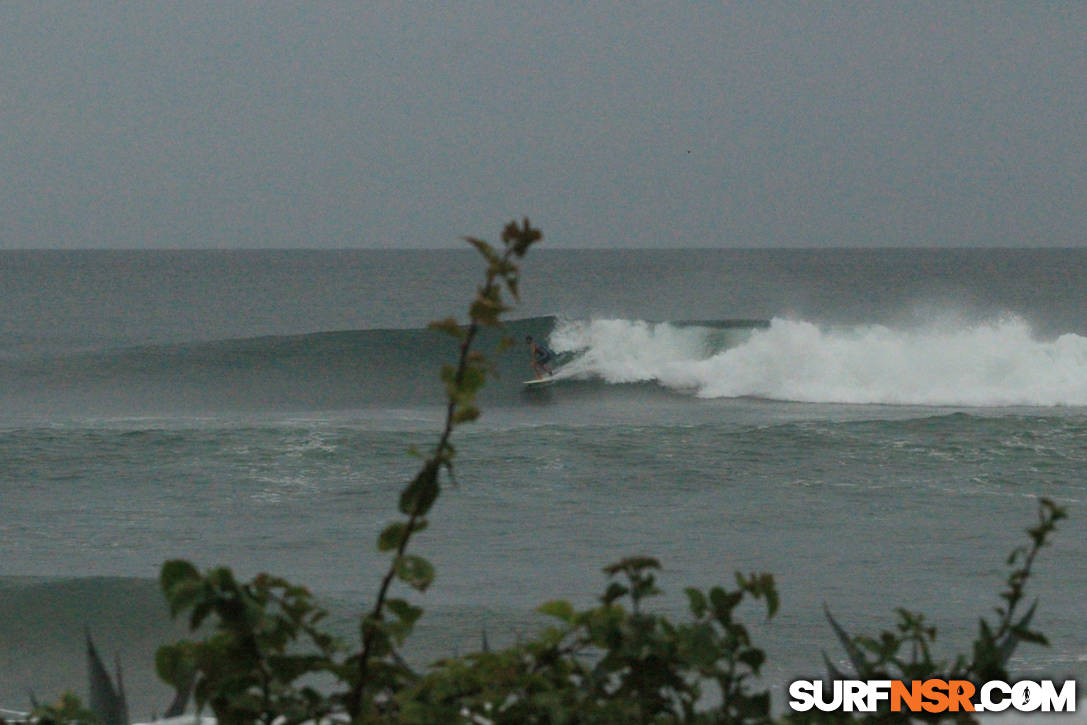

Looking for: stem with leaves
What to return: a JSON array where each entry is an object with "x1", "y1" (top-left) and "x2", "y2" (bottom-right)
[
  {"x1": 966, "y1": 496, "x2": 1066, "y2": 682},
  {"x1": 346, "y1": 219, "x2": 542, "y2": 719},
  {"x1": 820, "y1": 496, "x2": 1067, "y2": 700}
]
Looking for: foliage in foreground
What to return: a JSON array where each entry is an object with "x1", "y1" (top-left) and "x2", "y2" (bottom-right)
[
  {"x1": 147, "y1": 497, "x2": 1063, "y2": 725},
  {"x1": 29, "y1": 221, "x2": 1068, "y2": 724}
]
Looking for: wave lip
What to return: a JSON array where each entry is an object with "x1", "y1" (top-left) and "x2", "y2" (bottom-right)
[{"x1": 550, "y1": 316, "x2": 1087, "y2": 407}]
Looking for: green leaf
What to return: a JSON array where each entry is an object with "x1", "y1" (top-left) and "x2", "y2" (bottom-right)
[
  {"x1": 155, "y1": 643, "x2": 196, "y2": 688},
  {"x1": 501, "y1": 221, "x2": 520, "y2": 244},
  {"x1": 266, "y1": 653, "x2": 331, "y2": 682},
  {"x1": 709, "y1": 586, "x2": 742, "y2": 619},
  {"x1": 740, "y1": 573, "x2": 780, "y2": 618},
  {"x1": 165, "y1": 580, "x2": 206, "y2": 618},
  {"x1": 681, "y1": 622, "x2": 719, "y2": 667},
  {"x1": 685, "y1": 588, "x2": 708, "y2": 618},
  {"x1": 464, "y1": 236, "x2": 500, "y2": 264},
  {"x1": 428, "y1": 317, "x2": 465, "y2": 339},
  {"x1": 505, "y1": 276, "x2": 520, "y2": 301},
  {"x1": 361, "y1": 615, "x2": 393, "y2": 658},
  {"x1": 602, "y1": 555, "x2": 661, "y2": 576},
  {"x1": 206, "y1": 566, "x2": 237, "y2": 592},
  {"x1": 456, "y1": 365, "x2": 487, "y2": 395},
  {"x1": 387, "y1": 598, "x2": 424, "y2": 628},
  {"x1": 384, "y1": 600, "x2": 426, "y2": 647},
  {"x1": 469, "y1": 293, "x2": 508, "y2": 327},
  {"x1": 978, "y1": 616, "x2": 995, "y2": 644},
  {"x1": 161, "y1": 559, "x2": 200, "y2": 595},
  {"x1": 766, "y1": 588, "x2": 780, "y2": 618},
  {"x1": 190, "y1": 600, "x2": 214, "y2": 630},
  {"x1": 824, "y1": 606, "x2": 869, "y2": 677},
  {"x1": 1013, "y1": 629, "x2": 1049, "y2": 646},
  {"x1": 395, "y1": 555, "x2": 436, "y2": 591},
  {"x1": 537, "y1": 600, "x2": 575, "y2": 623},
  {"x1": 501, "y1": 218, "x2": 543, "y2": 257},
  {"x1": 601, "y1": 582, "x2": 629, "y2": 605},
  {"x1": 399, "y1": 461, "x2": 440, "y2": 515},
  {"x1": 738, "y1": 648, "x2": 766, "y2": 672},
  {"x1": 377, "y1": 519, "x2": 429, "y2": 552},
  {"x1": 452, "y1": 405, "x2": 480, "y2": 424}
]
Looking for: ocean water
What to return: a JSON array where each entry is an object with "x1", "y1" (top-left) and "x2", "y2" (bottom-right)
[{"x1": 1, "y1": 248, "x2": 1085, "y2": 717}]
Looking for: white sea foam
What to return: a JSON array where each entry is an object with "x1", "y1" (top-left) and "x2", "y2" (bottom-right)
[{"x1": 550, "y1": 316, "x2": 1087, "y2": 406}]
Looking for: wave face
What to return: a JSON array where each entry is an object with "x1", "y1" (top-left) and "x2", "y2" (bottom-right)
[
  {"x1": 550, "y1": 316, "x2": 1087, "y2": 406},
  {"x1": 1, "y1": 318, "x2": 566, "y2": 419}
]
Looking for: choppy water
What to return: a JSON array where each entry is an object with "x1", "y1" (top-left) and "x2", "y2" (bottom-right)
[{"x1": 1, "y1": 249, "x2": 1085, "y2": 716}]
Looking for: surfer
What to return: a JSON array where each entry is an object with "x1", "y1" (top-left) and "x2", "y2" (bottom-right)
[{"x1": 526, "y1": 335, "x2": 554, "y2": 379}]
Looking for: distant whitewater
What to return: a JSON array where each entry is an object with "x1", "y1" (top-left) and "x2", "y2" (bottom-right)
[{"x1": 550, "y1": 316, "x2": 1087, "y2": 407}]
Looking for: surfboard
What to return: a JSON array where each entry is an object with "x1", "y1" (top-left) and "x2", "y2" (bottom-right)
[{"x1": 522, "y1": 376, "x2": 556, "y2": 388}]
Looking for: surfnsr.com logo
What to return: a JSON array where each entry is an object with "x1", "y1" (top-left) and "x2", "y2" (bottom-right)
[{"x1": 789, "y1": 679, "x2": 1077, "y2": 713}]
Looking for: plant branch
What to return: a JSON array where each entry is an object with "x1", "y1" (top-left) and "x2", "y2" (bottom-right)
[{"x1": 346, "y1": 224, "x2": 535, "y2": 718}]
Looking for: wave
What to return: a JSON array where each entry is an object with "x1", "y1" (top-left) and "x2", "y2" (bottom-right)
[
  {"x1": 7, "y1": 313, "x2": 1085, "y2": 417},
  {"x1": 550, "y1": 316, "x2": 1087, "y2": 407},
  {"x1": 1, "y1": 317, "x2": 583, "y2": 418}
]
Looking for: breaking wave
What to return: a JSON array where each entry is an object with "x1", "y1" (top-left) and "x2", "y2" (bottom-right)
[
  {"x1": 550, "y1": 316, "x2": 1087, "y2": 407},
  {"x1": 7, "y1": 314, "x2": 1087, "y2": 417}
]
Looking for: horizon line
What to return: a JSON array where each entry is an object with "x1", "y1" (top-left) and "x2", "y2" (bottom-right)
[{"x1": 2, "y1": 244, "x2": 1086, "y2": 252}]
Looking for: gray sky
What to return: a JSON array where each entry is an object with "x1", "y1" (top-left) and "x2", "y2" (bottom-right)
[{"x1": 1, "y1": 2, "x2": 1084, "y2": 249}]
